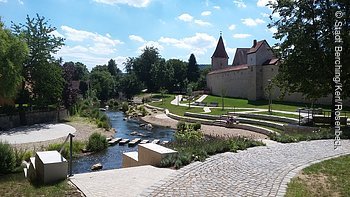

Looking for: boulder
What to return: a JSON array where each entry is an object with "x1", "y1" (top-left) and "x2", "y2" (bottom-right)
[{"x1": 91, "y1": 163, "x2": 103, "y2": 171}]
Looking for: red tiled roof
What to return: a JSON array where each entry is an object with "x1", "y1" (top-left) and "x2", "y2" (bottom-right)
[
  {"x1": 211, "y1": 36, "x2": 229, "y2": 58},
  {"x1": 232, "y1": 48, "x2": 249, "y2": 66},
  {"x1": 208, "y1": 64, "x2": 249, "y2": 75},
  {"x1": 247, "y1": 40, "x2": 265, "y2": 54}
]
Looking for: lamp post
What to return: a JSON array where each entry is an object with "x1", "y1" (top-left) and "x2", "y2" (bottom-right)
[{"x1": 268, "y1": 79, "x2": 272, "y2": 114}]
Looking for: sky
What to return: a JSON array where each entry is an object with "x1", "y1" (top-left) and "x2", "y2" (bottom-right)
[{"x1": 0, "y1": 0, "x2": 279, "y2": 71}]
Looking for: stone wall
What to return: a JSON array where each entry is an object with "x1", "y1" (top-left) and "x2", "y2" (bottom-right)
[{"x1": 0, "y1": 109, "x2": 69, "y2": 130}]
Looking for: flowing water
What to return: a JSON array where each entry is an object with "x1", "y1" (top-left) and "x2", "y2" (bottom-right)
[{"x1": 72, "y1": 111, "x2": 174, "y2": 174}]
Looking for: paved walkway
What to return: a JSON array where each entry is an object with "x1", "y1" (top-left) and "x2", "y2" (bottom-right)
[
  {"x1": 141, "y1": 140, "x2": 350, "y2": 197},
  {"x1": 0, "y1": 123, "x2": 76, "y2": 144},
  {"x1": 70, "y1": 165, "x2": 175, "y2": 197}
]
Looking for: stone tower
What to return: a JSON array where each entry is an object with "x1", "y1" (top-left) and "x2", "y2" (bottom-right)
[{"x1": 211, "y1": 34, "x2": 229, "y2": 70}]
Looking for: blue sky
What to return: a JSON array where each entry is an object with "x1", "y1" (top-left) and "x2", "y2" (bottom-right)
[{"x1": 0, "y1": 0, "x2": 278, "y2": 71}]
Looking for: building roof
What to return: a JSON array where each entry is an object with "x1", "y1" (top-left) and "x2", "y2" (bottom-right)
[
  {"x1": 208, "y1": 64, "x2": 249, "y2": 75},
  {"x1": 232, "y1": 48, "x2": 249, "y2": 66},
  {"x1": 247, "y1": 40, "x2": 266, "y2": 54},
  {"x1": 263, "y1": 58, "x2": 279, "y2": 65},
  {"x1": 211, "y1": 36, "x2": 229, "y2": 58}
]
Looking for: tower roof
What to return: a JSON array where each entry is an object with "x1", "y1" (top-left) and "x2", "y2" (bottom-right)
[{"x1": 211, "y1": 36, "x2": 229, "y2": 58}]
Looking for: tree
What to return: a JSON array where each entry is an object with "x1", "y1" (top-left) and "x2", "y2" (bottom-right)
[
  {"x1": 0, "y1": 20, "x2": 28, "y2": 100},
  {"x1": 187, "y1": 54, "x2": 200, "y2": 83},
  {"x1": 12, "y1": 14, "x2": 65, "y2": 108},
  {"x1": 150, "y1": 58, "x2": 174, "y2": 92},
  {"x1": 107, "y1": 59, "x2": 121, "y2": 76},
  {"x1": 120, "y1": 72, "x2": 143, "y2": 99},
  {"x1": 269, "y1": 0, "x2": 350, "y2": 125},
  {"x1": 90, "y1": 68, "x2": 115, "y2": 101},
  {"x1": 73, "y1": 62, "x2": 89, "y2": 81},
  {"x1": 166, "y1": 59, "x2": 188, "y2": 92},
  {"x1": 197, "y1": 67, "x2": 211, "y2": 90},
  {"x1": 133, "y1": 47, "x2": 161, "y2": 91},
  {"x1": 62, "y1": 62, "x2": 79, "y2": 108}
]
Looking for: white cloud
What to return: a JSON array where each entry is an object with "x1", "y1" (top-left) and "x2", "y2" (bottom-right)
[
  {"x1": 228, "y1": 24, "x2": 236, "y2": 31},
  {"x1": 93, "y1": 0, "x2": 151, "y2": 7},
  {"x1": 233, "y1": 0, "x2": 246, "y2": 8},
  {"x1": 129, "y1": 34, "x2": 145, "y2": 42},
  {"x1": 261, "y1": 12, "x2": 279, "y2": 18},
  {"x1": 241, "y1": 18, "x2": 265, "y2": 26},
  {"x1": 233, "y1": 34, "x2": 252, "y2": 39},
  {"x1": 0, "y1": 0, "x2": 7, "y2": 2},
  {"x1": 194, "y1": 19, "x2": 212, "y2": 26},
  {"x1": 18, "y1": 0, "x2": 23, "y2": 5},
  {"x1": 159, "y1": 33, "x2": 216, "y2": 55},
  {"x1": 138, "y1": 41, "x2": 163, "y2": 52},
  {"x1": 267, "y1": 27, "x2": 277, "y2": 34},
  {"x1": 201, "y1": 11, "x2": 211, "y2": 16},
  {"x1": 50, "y1": 30, "x2": 65, "y2": 38},
  {"x1": 178, "y1": 13, "x2": 193, "y2": 22},
  {"x1": 213, "y1": 6, "x2": 220, "y2": 10},
  {"x1": 257, "y1": 0, "x2": 277, "y2": 8}
]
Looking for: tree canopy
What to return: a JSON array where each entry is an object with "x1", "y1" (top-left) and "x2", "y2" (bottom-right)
[
  {"x1": 269, "y1": 0, "x2": 350, "y2": 101},
  {"x1": 187, "y1": 54, "x2": 200, "y2": 83},
  {"x1": 0, "y1": 20, "x2": 28, "y2": 99}
]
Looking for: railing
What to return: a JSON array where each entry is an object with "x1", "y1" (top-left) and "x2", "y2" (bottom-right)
[{"x1": 59, "y1": 133, "x2": 75, "y2": 177}]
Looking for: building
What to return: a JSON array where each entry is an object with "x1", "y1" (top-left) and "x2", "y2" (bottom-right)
[{"x1": 206, "y1": 35, "x2": 349, "y2": 106}]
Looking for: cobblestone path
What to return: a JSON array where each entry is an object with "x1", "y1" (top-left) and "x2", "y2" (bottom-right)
[{"x1": 141, "y1": 140, "x2": 350, "y2": 197}]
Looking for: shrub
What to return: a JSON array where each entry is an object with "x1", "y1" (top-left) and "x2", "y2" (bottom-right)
[
  {"x1": 176, "y1": 121, "x2": 186, "y2": 132},
  {"x1": 0, "y1": 141, "x2": 16, "y2": 174},
  {"x1": 121, "y1": 102, "x2": 129, "y2": 112},
  {"x1": 47, "y1": 141, "x2": 85, "y2": 158},
  {"x1": 192, "y1": 122, "x2": 201, "y2": 131},
  {"x1": 86, "y1": 132, "x2": 108, "y2": 152}
]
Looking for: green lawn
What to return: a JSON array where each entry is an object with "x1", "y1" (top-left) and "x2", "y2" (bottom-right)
[
  {"x1": 149, "y1": 94, "x2": 204, "y2": 116},
  {"x1": 0, "y1": 173, "x2": 81, "y2": 197},
  {"x1": 286, "y1": 154, "x2": 350, "y2": 197},
  {"x1": 208, "y1": 108, "x2": 256, "y2": 115},
  {"x1": 202, "y1": 95, "x2": 348, "y2": 112}
]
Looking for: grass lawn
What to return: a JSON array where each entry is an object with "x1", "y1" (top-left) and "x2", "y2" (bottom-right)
[
  {"x1": 254, "y1": 111, "x2": 300, "y2": 119},
  {"x1": 208, "y1": 108, "x2": 256, "y2": 115},
  {"x1": 202, "y1": 95, "x2": 350, "y2": 112},
  {"x1": 149, "y1": 94, "x2": 204, "y2": 116},
  {"x1": 0, "y1": 173, "x2": 81, "y2": 196},
  {"x1": 286, "y1": 154, "x2": 350, "y2": 197}
]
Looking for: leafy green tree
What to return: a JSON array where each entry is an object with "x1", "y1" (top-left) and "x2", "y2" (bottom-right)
[
  {"x1": 166, "y1": 59, "x2": 187, "y2": 92},
  {"x1": 150, "y1": 58, "x2": 174, "y2": 91},
  {"x1": 62, "y1": 62, "x2": 79, "y2": 108},
  {"x1": 73, "y1": 62, "x2": 89, "y2": 81},
  {"x1": 133, "y1": 47, "x2": 161, "y2": 91},
  {"x1": 187, "y1": 54, "x2": 200, "y2": 83},
  {"x1": 197, "y1": 67, "x2": 211, "y2": 90},
  {"x1": 0, "y1": 20, "x2": 28, "y2": 100},
  {"x1": 120, "y1": 72, "x2": 144, "y2": 99},
  {"x1": 269, "y1": 0, "x2": 350, "y2": 124},
  {"x1": 12, "y1": 14, "x2": 65, "y2": 109},
  {"x1": 107, "y1": 59, "x2": 121, "y2": 76},
  {"x1": 90, "y1": 68, "x2": 115, "y2": 101}
]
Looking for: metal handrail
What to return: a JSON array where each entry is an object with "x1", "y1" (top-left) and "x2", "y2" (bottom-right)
[{"x1": 59, "y1": 133, "x2": 75, "y2": 177}]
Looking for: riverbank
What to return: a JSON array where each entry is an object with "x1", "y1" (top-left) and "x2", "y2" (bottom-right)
[
  {"x1": 141, "y1": 109, "x2": 268, "y2": 139},
  {"x1": 10, "y1": 116, "x2": 115, "y2": 151}
]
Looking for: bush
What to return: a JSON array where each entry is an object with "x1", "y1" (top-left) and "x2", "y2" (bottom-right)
[
  {"x1": 86, "y1": 132, "x2": 108, "y2": 152},
  {"x1": 177, "y1": 121, "x2": 186, "y2": 132},
  {"x1": 47, "y1": 141, "x2": 85, "y2": 158},
  {"x1": 192, "y1": 122, "x2": 201, "y2": 131},
  {"x1": 0, "y1": 142, "x2": 16, "y2": 174},
  {"x1": 121, "y1": 102, "x2": 129, "y2": 112}
]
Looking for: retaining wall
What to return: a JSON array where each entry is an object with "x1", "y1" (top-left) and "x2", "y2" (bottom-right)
[{"x1": 0, "y1": 109, "x2": 68, "y2": 130}]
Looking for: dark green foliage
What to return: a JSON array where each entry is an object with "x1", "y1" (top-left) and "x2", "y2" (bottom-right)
[
  {"x1": 176, "y1": 121, "x2": 186, "y2": 131},
  {"x1": 192, "y1": 122, "x2": 201, "y2": 131},
  {"x1": 90, "y1": 67, "x2": 115, "y2": 102},
  {"x1": 121, "y1": 102, "x2": 129, "y2": 112},
  {"x1": 107, "y1": 99, "x2": 119, "y2": 110},
  {"x1": 86, "y1": 132, "x2": 108, "y2": 152},
  {"x1": 187, "y1": 54, "x2": 200, "y2": 83},
  {"x1": 0, "y1": 142, "x2": 16, "y2": 174}
]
